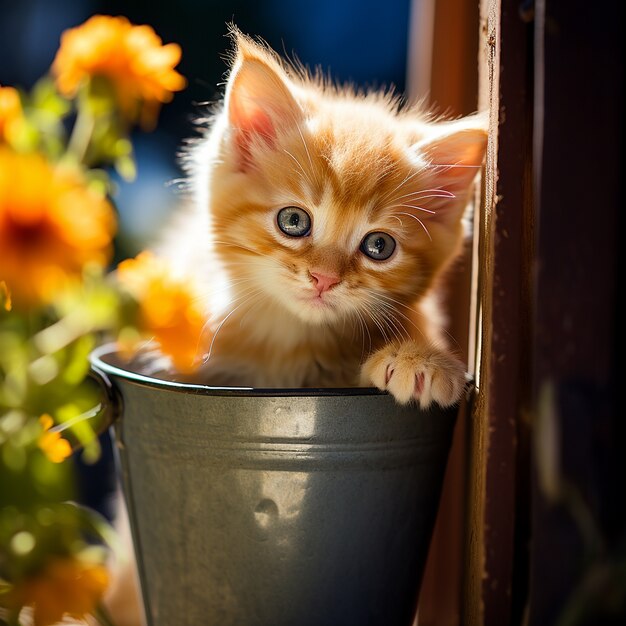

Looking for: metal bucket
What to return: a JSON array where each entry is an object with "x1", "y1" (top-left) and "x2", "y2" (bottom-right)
[{"x1": 90, "y1": 344, "x2": 461, "y2": 626}]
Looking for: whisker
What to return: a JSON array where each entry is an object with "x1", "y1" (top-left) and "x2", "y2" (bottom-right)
[
  {"x1": 360, "y1": 302, "x2": 384, "y2": 341},
  {"x1": 425, "y1": 163, "x2": 482, "y2": 170},
  {"x1": 296, "y1": 122, "x2": 314, "y2": 169},
  {"x1": 238, "y1": 290, "x2": 272, "y2": 328},
  {"x1": 375, "y1": 293, "x2": 418, "y2": 314},
  {"x1": 188, "y1": 276, "x2": 257, "y2": 308},
  {"x1": 350, "y1": 308, "x2": 370, "y2": 358},
  {"x1": 391, "y1": 192, "x2": 455, "y2": 205},
  {"x1": 399, "y1": 196, "x2": 451, "y2": 206},
  {"x1": 374, "y1": 301, "x2": 412, "y2": 341},
  {"x1": 375, "y1": 309, "x2": 404, "y2": 344},
  {"x1": 195, "y1": 281, "x2": 258, "y2": 332},
  {"x1": 376, "y1": 293, "x2": 449, "y2": 346},
  {"x1": 387, "y1": 215, "x2": 404, "y2": 228},
  {"x1": 364, "y1": 303, "x2": 391, "y2": 344},
  {"x1": 389, "y1": 203, "x2": 436, "y2": 215},
  {"x1": 380, "y1": 307, "x2": 406, "y2": 344},
  {"x1": 378, "y1": 294, "x2": 425, "y2": 337},
  {"x1": 393, "y1": 188, "x2": 455, "y2": 201},
  {"x1": 204, "y1": 287, "x2": 264, "y2": 363},
  {"x1": 357, "y1": 308, "x2": 373, "y2": 355},
  {"x1": 282, "y1": 148, "x2": 315, "y2": 189},
  {"x1": 364, "y1": 291, "x2": 430, "y2": 345},
  {"x1": 376, "y1": 167, "x2": 424, "y2": 206},
  {"x1": 393, "y1": 212, "x2": 432, "y2": 240},
  {"x1": 366, "y1": 295, "x2": 409, "y2": 344},
  {"x1": 295, "y1": 121, "x2": 321, "y2": 190}
]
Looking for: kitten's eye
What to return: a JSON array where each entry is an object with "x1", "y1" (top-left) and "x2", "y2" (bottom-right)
[
  {"x1": 277, "y1": 207, "x2": 311, "y2": 237},
  {"x1": 360, "y1": 232, "x2": 396, "y2": 261}
]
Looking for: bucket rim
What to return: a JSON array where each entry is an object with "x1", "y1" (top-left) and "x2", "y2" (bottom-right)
[{"x1": 90, "y1": 343, "x2": 394, "y2": 398}]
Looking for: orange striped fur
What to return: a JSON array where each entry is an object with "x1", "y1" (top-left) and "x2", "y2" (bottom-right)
[
  {"x1": 170, "y1": 29, "x2": 488, "y2": 406},
  {"x1": 97, "y1": 30, "x2": 488, "y2": 626}
]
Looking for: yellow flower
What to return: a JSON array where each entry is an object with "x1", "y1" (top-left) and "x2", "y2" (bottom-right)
[
  {"x1": 1, "y1": 557, "x2": 109, "y2": 626},
  {"x1": 116, "y1": 251, "x2": 207, "y2": 373},
  {"x1": 37, "y1": 414, "x2": 72, "y2": 463},
  {"x1": 0, "y1": 147, "x2": 116, "y2": 308},
  {"x1": 0, "y1": 85, "x2": 25, "y2": 145},
  {"x1": 52, "y1": 15, "x2": 186, "y2": 127}
]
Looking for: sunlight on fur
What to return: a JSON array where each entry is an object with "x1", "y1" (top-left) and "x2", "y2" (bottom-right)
[
  {"x1": 162, "y1": 27, "x2": 488, "y2": 403},
  {"x1": 99, "y1": 26, "x2": 487, "y2": 626}
]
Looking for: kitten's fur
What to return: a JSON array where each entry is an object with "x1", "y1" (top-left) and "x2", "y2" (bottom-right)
[
  {"x1": 168, "y1": 29, "x2": 487, "y2": 407},
  {"x1": 94, "y1": 29, "x2": 486, "y2": 626}
]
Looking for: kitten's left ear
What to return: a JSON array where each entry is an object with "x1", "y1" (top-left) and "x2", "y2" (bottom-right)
[
  {"x1": 225, "y1": 31, "x2": 303, "y2": 166},
  {"x1": 412, "y1": 114, "x2": 488, "y2": 201}
]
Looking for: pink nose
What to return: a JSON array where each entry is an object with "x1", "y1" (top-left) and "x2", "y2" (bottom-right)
[{"x1": 309, "y1": 271, "x2": 340, "y2": 295}]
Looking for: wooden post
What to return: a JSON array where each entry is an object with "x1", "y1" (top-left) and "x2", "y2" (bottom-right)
[{"x1": 464, "y1": 1, "x2": 534, "y2": 624}]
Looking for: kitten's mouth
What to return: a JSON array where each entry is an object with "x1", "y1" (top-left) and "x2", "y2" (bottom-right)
[
  {"x1": 277, "y1": 289, "x2": 343, "y2": 325},
  {"x1": 302, "y1": 294, "x2": 334, "y2": 308},
  {"x1": 298, "y1": 291, "x2": 338, "y2": 311}
]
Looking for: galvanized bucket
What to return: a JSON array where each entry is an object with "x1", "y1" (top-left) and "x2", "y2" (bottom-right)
[{"x1": 90, "y1": 344, "x2": 461, "y2": 626}]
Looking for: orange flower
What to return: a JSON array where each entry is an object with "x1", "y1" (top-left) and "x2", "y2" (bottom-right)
[
  {"x1": 0, "y1": 147, "x2": 116, "y2": 307},
  {"x1": 52, "y1": 15, "x2": 186, "y2": 127},
  {"x1": 1, "y1": 280, "x2": 11, "y2": 311},
  {"x1": 116, "y1": 251, "x2": 207, "y2": 373},
  {"x1": 0, "y1": 84, "x2": 24, "y2": 144},
  {"x1": 1, "y1": 557, "x2": 109, "y2": 626},
  {"x1": 38, "y1": 414, "x2": 72, "y2": 463}
]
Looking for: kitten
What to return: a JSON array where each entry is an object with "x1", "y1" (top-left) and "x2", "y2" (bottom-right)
[
  {"x1": 98, "y1": 28, "x2": 487, "y2": 626},
  {"x1": 170, "y1": 28, "x2": 488, "y2": 408}
]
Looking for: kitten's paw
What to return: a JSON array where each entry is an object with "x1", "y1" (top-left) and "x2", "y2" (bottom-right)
[{"x1": 361, "y1": 341, "x2": 466, "y2": 408}]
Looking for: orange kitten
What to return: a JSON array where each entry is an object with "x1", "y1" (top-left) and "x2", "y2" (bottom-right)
[
  {"x1": 172, "y1": 29, "x2": 487, "y2": 407},
  {"x1": 93, "y1": 28, "x2": 488, "y2": 626}
]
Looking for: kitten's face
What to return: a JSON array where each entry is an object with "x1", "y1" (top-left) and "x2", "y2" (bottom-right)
[
  {"x1": 202, "y1": 32, "x2": 487, "y2": 330},
  {"x1": 212, "y1": 130, "x2": 447, "y2": 328}
]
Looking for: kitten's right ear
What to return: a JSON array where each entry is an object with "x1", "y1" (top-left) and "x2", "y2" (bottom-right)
[{"x1": 225, "y1": 31, "x2": 303, "y2": 167}]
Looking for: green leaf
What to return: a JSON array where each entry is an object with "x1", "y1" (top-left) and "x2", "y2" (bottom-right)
[
  {"x1": 85, "y1": 168, "x2": 113, "y2": 196},
  {"x1": 15, "y1": 79, "x2": 70, "y2": 159},
  {"x1": 5, "y1": 117, "x2": 40, "y2": 153},
  {"x1": 31, "y1": 78, "x2": 71, "y2": 118},
  {"x1": 115, "y1": 154, "x2": 137, "y2": 181},
  {"x1": 0, "y1": 442, "x2": 75, "y2": 510},
  {"x1": 63, "y1": 334, "x2": 95, "y2": 386}
]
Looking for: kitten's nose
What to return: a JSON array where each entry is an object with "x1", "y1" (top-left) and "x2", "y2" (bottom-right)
[{"x1": 309, "y1": 271, "x2": 340, "y2": 295}]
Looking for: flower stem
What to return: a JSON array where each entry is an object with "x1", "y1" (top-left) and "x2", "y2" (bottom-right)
[{"x1": 67, "y1": 102, "x2": 96, "y2": 166}]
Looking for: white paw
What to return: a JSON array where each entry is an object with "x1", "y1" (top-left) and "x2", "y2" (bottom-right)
[{"x1": 361, "y1": 341, "x2": 466, "y2": 408}]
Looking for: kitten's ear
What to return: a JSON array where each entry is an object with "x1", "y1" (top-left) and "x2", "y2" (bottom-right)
[
  {"x1": 412, "y1": 114, "x2": 488, "y2": 216},
  {"x1": 225, "y1": 31, "x2": 303, "y2": 166}
]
